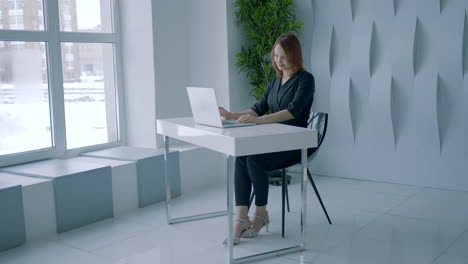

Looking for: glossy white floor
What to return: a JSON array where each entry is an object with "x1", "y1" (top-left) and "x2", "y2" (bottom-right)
[{"x1": 1, "y1": 174, "x2": 468, "y2": 264}]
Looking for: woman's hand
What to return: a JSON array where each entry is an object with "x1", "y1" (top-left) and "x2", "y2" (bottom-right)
[
  {"x1": 237, "y1": 114, "x2": 261, "y2": 124},
  {"x1": 219, "y1": 107, "x2": 233, "y2": 120}
]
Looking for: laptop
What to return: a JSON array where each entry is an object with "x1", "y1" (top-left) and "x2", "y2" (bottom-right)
[{"x1": 187, "y1": 87, "x2": 256, "y2": 128}]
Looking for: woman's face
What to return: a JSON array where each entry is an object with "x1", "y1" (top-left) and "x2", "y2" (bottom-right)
[{"x1": 274, "y1": 44, "x2": 291, "y2": 73}]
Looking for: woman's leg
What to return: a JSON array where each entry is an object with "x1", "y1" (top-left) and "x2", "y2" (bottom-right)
[
  {"x1": 246, "y1": 150, "x2": 301, "y2": 231},
  {"x1": 234, "y1": 206, "x2": 249, "y2": 237},
  {"x1": 232, "y1": 156, "x2": 252, "y2": 238},
  {"x1": 234, "y1": 156, "x2": 252, "y2": 206}
]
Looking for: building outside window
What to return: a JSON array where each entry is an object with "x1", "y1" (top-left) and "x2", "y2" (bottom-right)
[
  {"x1": 0, "y1": 0, "x2": 123, "y2": 166},
  {"x1": 8, "y1": 0, "x2": 24, "y2": 10}
]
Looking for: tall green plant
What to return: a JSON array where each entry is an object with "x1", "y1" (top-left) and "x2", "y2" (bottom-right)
[{"x1": 234, "y1": 0, "x2": 303, "y2": 100}]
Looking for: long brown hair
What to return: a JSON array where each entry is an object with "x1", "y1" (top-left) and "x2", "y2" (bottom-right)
[{"x1": 270, "y1": 34, "x2": 304, "y2": 77}]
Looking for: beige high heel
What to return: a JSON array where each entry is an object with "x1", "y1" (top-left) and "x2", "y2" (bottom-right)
[
  {"x1": 243, "y1": 211, "x2": 270, "y2": 238},
  {"x1": 222, "y1": 218, "x2": 252, "y2": 246}
]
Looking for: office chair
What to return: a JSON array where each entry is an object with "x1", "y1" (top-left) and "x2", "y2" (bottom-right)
[{"x1": 249, "y1": 112, "x2": 332, "y2": 237}]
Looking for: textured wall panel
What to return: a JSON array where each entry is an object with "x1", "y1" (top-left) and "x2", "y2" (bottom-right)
[
  {"x1": 349, "y1": 17, "x2": 372, "y2": 142},
  {"x1": 413, "y1": 17, "x2": 427, "y2": 75},
  {"x1": 329, "y1": 73, "x2": 354, "y2": 146},
  {"x1": 326, "y1": 0, "x2": 353, "y2": 76},
  {"x1": 465, "y1": 76, "x2": 468, "y2": 156},
  {"x1": 390, "y1": 15, "x2": 416, "y2": 149},
  {"x1": 390, "y1": 77, "x2": 398, "y2": 146},
  {"x1": 464, "y1": 10, "x2": 468, "y2": 76},
  {"x1": 466, "y1": 2, "x2": 468, "y2": 157},
  {"x1": 348, "y1": 78, "x2": 360, "y2": 143},
  {"x1": 310, "y1": 23, "x2": 333, "y2": 112},
  {"x1": 436, "y1": 75, "x2": 443, "y2": 154},
  {"x1": 330, "y1": 0, "x2": 353, "y2": 22},
  {"x1": 412, "y1": 71, "x2": 440, "y2": 154},
  {"x1": 371, "y1": 0, "x2": 394, "y2": 18},
  {"x1": 392, "y1": 0, "x2": 399, "y2": 15},
  {"x1": 410, "y1": 8, "x2": 440, "y2": 155},
  {"x1": 414, "y1": 0, "x2": 440, "y2": 17},
  {"x1": 436, "y1": 2, "x2": 465, "y2": 155},
  {"x1": 369, "y1": 71, "x2": 395, "y2": 150},
  {"x1": 349, "y1": 0, "x2": 357, "y2": 20},
  {"x1": 311, "y1": 0, "x2": 317, "y2": 23},
  {"x1": 308, "y1": 0, "x2": 468, "y2": 190},
  {"x1": 296, "y1": 0, "x2": 314, "y2": 72},
  {"x1": 369, "y1": 21, "x2": 378, "y2": 77},
  {"x1": 369, "y1": 5, "x2": 393, "y2": 74},
  {"x1": 312, "y1": 0, "x2": 354, "y2": 113},
  {"x1": 439, "y1": 0, "x2": 448, "y2": 13},
  {"x1": 311, "y1": 0, "x2": 352, "y2": 25},
  {"x1": 311, "y1": 23, "x2": 333, "y2": 78},
  {"x1": 329, "y1": 25, "x2": 337, "y2": 76}
]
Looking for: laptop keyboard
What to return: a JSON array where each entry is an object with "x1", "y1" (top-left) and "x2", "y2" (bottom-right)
[{"x1": 222, "y1": 120, "x2": 237, "y2": 125}]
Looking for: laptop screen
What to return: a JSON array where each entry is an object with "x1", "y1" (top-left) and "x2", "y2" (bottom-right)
[{"x1": 187, "y1": 87, "x2": 224, "y2": 127}]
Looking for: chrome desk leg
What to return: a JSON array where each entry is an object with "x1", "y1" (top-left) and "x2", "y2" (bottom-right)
[
  {"x1": 164, "y1": 136, "x2": 227, "y2": 224},
  {"x1": 301, "y1": 148, "x2": 308, "y2": 248},
  {"x1": 231, "y1": 149, "x2": 307, "y2": 264},
  {"x1": 164, "y1": 136, "x2": 172, "y2": 223},
  {"x1": 227, "y1": 155, "x2": 235, "y2": 264}
]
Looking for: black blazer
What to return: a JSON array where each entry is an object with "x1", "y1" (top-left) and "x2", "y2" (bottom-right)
[{"x1": 251, "y1": 70, "x2": 315, "y2": 128}]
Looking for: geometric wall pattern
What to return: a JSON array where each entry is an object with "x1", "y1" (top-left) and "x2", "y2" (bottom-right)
[{"x1": 308, "y1": 0, "x2": 468, "y2": 191}]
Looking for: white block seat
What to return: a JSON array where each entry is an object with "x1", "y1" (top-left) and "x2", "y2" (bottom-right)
[
  {"x1": 71, "y1": 157, "x2": 138, "y2": 217},
  {"x1": 0, "y1": 172, "x2": 54, "y2": 244},
  {"x1": 82, "y1": 146, "x2": 181, "y2": 208},
  {"x1": 2, "y1": 159, "x2": 113, "y2": 233},
  {"x1": 0, "y1": 175, "x2": 26, "y2": 252}
]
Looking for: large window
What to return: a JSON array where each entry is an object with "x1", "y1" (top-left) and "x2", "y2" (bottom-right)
[{"x1": 0, "y1": 0, "x2": 122, "y2": 166}]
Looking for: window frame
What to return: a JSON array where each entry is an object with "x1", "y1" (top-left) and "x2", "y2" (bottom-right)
[{"x1": 0, "y1": 0, "x2": 126, "y2": 167}]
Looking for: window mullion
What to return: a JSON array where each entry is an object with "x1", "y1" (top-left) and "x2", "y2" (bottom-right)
[
  {"x1": 45, "y1": 0, "x2": 67, "y2": 155},
  {"x1": 113, "y1": 0, "x2": 126, "y2": 145},
  {"x1": 0, "y1": 30, "x2": 49, "y2": 42},
  {"x1": 59, "y1": 32, "x2": 118, "y2": 43}
]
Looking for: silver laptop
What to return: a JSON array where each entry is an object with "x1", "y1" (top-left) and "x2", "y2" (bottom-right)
[{"x1": 187, "y1": 87, "x2": 256, "y2": 128}]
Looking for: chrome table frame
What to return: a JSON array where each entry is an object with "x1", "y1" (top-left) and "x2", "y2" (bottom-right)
[
  {"x1": 158, "y1": 118, "x2": 314, "y2": 264},
  {"x1": 163, "y1": 137, "x2": 307, "y2": 264},
  {"x1": 163, "y1": 136, "x2": 227, "y2": 224}
]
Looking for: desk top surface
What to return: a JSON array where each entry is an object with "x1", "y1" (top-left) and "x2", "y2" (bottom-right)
[{"x1": 157, "y1": 117, "x2": 317, "y2": 156}]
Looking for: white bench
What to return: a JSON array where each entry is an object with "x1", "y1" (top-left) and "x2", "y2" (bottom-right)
[
  {"x1": 82, "y1": 146, "x2": 181, "y2": 207},
  {"x1": 2, "y1": 159, "x2": 114, "y2": 233},
  {"x1": 71, "y1": 157, "x2": 139, "y2": 216},
  {"x1": 0, "y1": 172, "x2": 55, "y2": 244}
]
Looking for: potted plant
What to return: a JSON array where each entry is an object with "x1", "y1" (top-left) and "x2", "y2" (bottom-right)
[{"x1": 233, "y1": 0, "x2": 303, "y2": 100}]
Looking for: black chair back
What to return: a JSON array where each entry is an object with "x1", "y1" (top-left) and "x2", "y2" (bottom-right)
[
  {"x1": 307, "y1": 112, "x2": 328, "y2": 156},
  {"x1": 252, "y1": 112, "x2": 332, "y2": 236}
]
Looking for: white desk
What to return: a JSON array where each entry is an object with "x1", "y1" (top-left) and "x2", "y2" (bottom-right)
[{"x1": 157, "y1": 117, "x2": 317, "y2": 264}]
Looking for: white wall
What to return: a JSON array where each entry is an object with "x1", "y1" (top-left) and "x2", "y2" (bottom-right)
[
  {"x1": 151, "y1": 0, "x2": 191, "y2": 146},
  {"x1": 299, "y1": 0, "x2": 468, "y2": 191},
  {"x1": 187, "y1": 0, "x2": 230, "y2": 108},
  {"x1": 225, "y1": 1, "x2": 256, "y2": 112},
  {"x1": 120, "y1": 0, "x2": 156, "y2": 148},
  {"x1": 122, "y1": 0, "x2": 232, "y2": 146},
  {"x1": 121, "y1": 0, "x2": 231, "y2": 189}
]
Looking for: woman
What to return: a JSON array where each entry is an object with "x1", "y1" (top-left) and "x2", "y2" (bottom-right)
[{"x1": 220, "y1": 34, "x2": 315, "y2": 245}]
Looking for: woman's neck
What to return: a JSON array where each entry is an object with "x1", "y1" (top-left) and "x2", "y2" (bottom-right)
[
  {"x1": 282, "y1": 70, "x2": 294, "y2": 79},
  {"x1": 283, "y1": 68, "x2": 297, "y2": 79}
]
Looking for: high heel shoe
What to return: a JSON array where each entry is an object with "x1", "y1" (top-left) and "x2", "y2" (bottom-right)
[
  {"x1": 242, "y1": 211, "x2": 270, "y2": 238},
  {"x1": 222, "y1": 218, "x2": 252, "y2": 246}
]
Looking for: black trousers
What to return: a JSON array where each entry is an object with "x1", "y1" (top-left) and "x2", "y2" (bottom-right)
[{"x1": 235, "y1": 149, "x2": 302, "y2": 207}]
